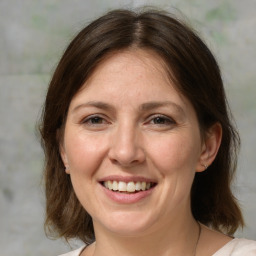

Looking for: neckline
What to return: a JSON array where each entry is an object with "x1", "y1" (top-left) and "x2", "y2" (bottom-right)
[
  {"x1": 212, "y1": 238, "x2": 239, "y2": 255},
  {"x1": 79, "y1": 238, "x2": 243, "y2": 256}
]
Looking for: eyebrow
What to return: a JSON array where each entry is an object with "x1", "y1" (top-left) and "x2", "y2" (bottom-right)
[
  {"x1": 71, "y1": 101, "x2": 115, "y2": 113},
  {"x1": 71, "y1": 100, "x2": 185, "y2": 115},
  {"x1": 140, "y1": 101, "x2": 185, "y2": 115}
]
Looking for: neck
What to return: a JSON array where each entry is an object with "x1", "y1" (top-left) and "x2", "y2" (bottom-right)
[{"x1": 92, "y1": 214, "x2": 200, "y2": 256}]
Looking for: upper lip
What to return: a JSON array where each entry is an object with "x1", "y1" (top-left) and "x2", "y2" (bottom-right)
[{"x1": 98, "y1": 175, "x2": 157, "y2": 183}]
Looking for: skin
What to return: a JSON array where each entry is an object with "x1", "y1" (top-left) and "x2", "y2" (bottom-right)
[{"x1": 60, "y1": 49, "x2": 229, "y2": 256}]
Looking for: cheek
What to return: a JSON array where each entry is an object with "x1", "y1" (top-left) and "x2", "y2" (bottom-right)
[
  {"x1": 146, "y1": 132, "x2": 201, "y2": 174},
  {"x1": 64, "y1": 130, "x2": 108, "y2": 175}
]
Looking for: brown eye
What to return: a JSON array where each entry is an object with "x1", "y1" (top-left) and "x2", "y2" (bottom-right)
[
  {"x1": 82, "y1": 115, "x2": 107, "y2": 125},
  {"x1": 150, "y1": 115, "x2": 175, "y2": 125},
  {"x1": 88, "y1": 117, "x2": 104, "y2": 124},
  {"x1": 153, "y1": 117, "x2": 169, "y2": 124}
]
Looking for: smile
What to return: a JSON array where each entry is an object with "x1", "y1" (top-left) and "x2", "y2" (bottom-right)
[{"x1": 102, "y1": 181, "x2": 156, "y2": 193}]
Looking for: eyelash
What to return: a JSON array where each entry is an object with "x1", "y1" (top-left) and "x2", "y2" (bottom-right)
[
  {"x1": 147, "y1": 114, "x2": 176, "y2": 126},
  {"x1": 81, "y1": 115, "x2": 108, "y2": 126},
  {"x1": 80, "y1": 114, "x2": 176, "y2": 129}
]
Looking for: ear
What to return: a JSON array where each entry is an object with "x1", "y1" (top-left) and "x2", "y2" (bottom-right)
[
  {"x1": 58, "y1": 129, "x2": 70, "y2": 174},
  {"x1": 60, "y1": 144, "x2": 70, "y2": 174},
  {"x1": 196, "y1": 122, "x2": 222, "y2": 172}
]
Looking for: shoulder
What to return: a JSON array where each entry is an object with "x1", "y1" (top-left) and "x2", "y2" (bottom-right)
[
  {"x1": 58, "y1": 246, "x2": 86, "y2": 256},
  {"x1": 213, "y1": 238, "x2": 256, "y2": 256}
]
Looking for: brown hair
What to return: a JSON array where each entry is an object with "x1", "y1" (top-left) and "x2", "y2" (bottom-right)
[{"x1": 39, "y1": 8, "x2": 244, "y2": 244}]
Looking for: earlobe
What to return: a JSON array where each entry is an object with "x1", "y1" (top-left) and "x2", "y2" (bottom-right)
[
  {"x1": 196, "y1": 123, "x2": 222, "y2": 172},
  {"x1": 57, "y1": 129, "x2": 70, "y2": 174},
  {"x1": 59, "y1": 144, "x2": 70, "y2": 174}
]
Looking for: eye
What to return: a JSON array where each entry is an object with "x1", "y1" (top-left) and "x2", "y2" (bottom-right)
[
  {"x1": 147, "y1": 114, "x2": 176, "y2": 126},
  {"x1": 86, "y1": 116, "x2": 104, "y2": 124},
  {"x1": 152, "y1": 116, "x2": 171, "y2": 124},
  {"x1": 81, "y1": 115, "x2": 109, "y2": 126}
]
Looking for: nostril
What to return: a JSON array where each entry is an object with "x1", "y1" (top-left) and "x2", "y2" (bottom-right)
[
  {"x1": 108, "y1": 135, "x2": 146, "y2": 166},
  {"x1": 108, "y1": 148, "x2": 146, "y2": 167}
]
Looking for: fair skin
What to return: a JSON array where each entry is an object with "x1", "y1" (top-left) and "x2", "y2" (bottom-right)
[{"x1": 60, "y1": 49, "x2": 231, "y2": 256}]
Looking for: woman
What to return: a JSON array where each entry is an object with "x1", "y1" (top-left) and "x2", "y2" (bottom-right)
[{"x1": 39, "y1": 9, "x2": 256, "y2": 256}]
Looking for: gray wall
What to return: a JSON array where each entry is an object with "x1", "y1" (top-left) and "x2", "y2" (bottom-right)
[{"x1": 0, "y1": 0, "x2": 255, "y2": 255}]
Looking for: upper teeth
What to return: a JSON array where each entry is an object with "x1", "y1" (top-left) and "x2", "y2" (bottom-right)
[{"x1": 103, "y1": 181, "x2": 152, "y2": 193}]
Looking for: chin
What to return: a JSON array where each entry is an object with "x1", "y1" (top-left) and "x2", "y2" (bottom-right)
[{"x1": 95, "y1": 211, "x2": 157, "y2": 237}]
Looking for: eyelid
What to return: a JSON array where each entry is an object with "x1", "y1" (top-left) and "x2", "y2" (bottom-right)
[
  {"x1": 146, "y1": 114, "x2": 176, "y2": 125},
  {"x1": 81, "y1": 114, "x2": 110, "y2": 125}
]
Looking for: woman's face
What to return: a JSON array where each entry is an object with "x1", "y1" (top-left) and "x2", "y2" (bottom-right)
[{"x1": 60, "y1": 50, "x2": 210, "y2": 236}]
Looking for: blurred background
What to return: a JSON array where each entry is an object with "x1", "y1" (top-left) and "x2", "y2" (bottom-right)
[{"x1": 0, "y1": 0, "x2": 255, "y2": 255}]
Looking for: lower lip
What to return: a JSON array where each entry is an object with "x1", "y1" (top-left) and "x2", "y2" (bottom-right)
[{"x1": 101, "y1": 185, "x2": 155, "y2": 204}]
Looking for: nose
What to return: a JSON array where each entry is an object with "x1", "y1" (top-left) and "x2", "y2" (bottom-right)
[{"x1": 108, "y1": 123, "x2": 146, "y2": 167}]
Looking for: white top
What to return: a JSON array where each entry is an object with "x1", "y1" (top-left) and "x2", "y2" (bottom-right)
[
  {"x1": 213, "y1": 238, "x2": 256, "y2": 255},
  {"x1": 59, "y1": 238, "x2": 256, "y2": 256},
  {"x1": 59, "y1": 246, "x2": 85, "y2": 256}
]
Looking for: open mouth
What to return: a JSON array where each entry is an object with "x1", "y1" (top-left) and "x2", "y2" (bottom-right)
[{"x1": 101, "y1": 181, "x2": 157, "y2": 193}]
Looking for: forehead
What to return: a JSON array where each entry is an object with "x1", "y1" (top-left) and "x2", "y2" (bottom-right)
[
  {"x1": 73, "y1": 49, "x2": 177, "y2": 99},
  {"x1": 79, "y1": 49, "x2": 176, "y2": 93},
  {"x1": 68, "y1": 49, "x2": 195, "y2": 116},
  {"x1": 96, "y1": 48, "x2": 167, "y2": 69}
]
